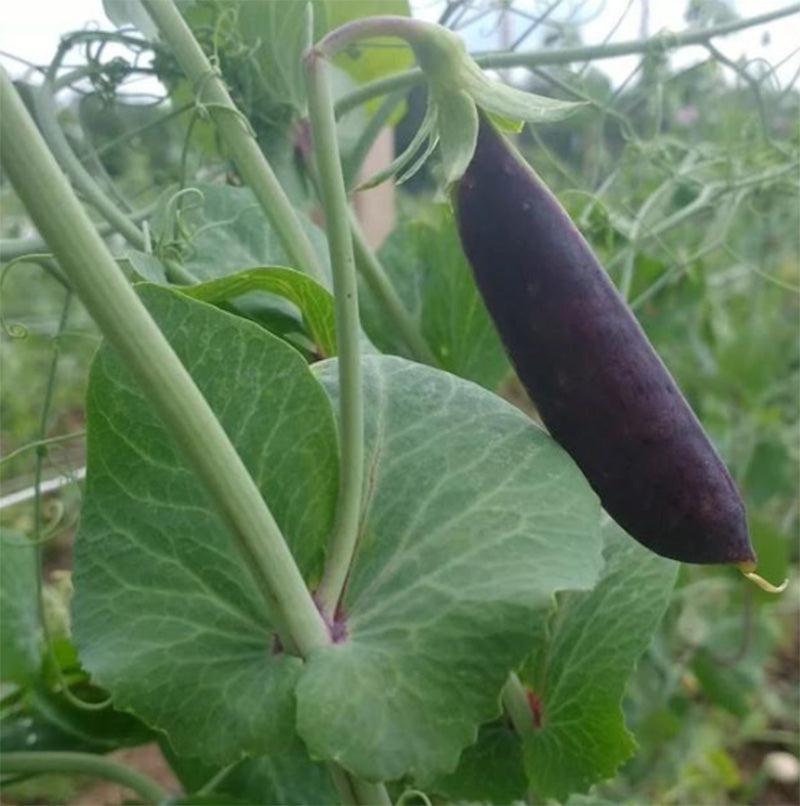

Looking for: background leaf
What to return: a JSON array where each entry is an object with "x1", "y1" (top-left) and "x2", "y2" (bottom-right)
[
  {"x1": 152, "y1": 183, "x2": 330, "y2": 283},
  {"x1": 233, "y1": 1, "x2": 310, "y2": 116},
  {"x1": 363, "y1": 207, "x2": 509, "y2": 390},
  {"x1": 0, "y1": 534, "x2": 41, "y2": 684}
]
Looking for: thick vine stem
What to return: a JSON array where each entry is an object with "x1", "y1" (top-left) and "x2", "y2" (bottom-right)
[
  {"x1": 0, "y1": 68, "x2": 330, "y2": 658},
  {"x1": 0, "y1": 752, "x2": 168, "y2": 804},
  {"x1": 141, "y1": 0, "x2": 325, "y2": 282},
  {"x1": 333, "y1": 3, "x2": 800, "y2": 117},
  {"x1": 305, "y1": 46, "x2": 365, "y2": 620}
]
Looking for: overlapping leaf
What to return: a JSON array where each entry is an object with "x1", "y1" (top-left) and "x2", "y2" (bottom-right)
[
  {"x1": 72, "y1": 285, "x2": 339, "y2": 763},
  {"x1": 296, "y1": 355, "x2": 603, "y2": 782},
  {"x1": 178, "y1": 267, "x2": 337, "y2": 357},
  {"x1": 521, "y1": 521, "x2": 678, "y2": 801},
  {"x1": 431, "y1": 521, "x2": 677, "y2": 803}
]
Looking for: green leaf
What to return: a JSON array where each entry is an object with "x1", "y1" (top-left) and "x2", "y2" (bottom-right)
[
  {"x1": 365, "y1": 207, "x2": 509, "y2": 390},
  {"x1": 689, "y1": 601, "x2": 779, "y2": 718},
  {"x1": 233, "y1": 1, "x2": 310, "y2": 115},
  {"x1": 463, "y1": 60, "x2": 585, "y2": 126},
  {"x1": 72, "y1": 285, "x2": 339, "y2": 764},
  {"x1": 520, "y1": 520, "x2": 678, "y2": 801},
  {"x1": 121, "y1": 253, "x2": 320, "y2": 356},
  {"x1": 153, "y1": 183, "x2": 330, "y2": 283},
  {"x1": 165, "y1": 738, "x2": 338, "y2": 805},
  {"x1": 434, "y1": 88, "x2": 479, "y2": 186},
  {"x1": 0, "y1": 532, "x2": 41, "y2": 684},
  {"x1": 296, "y1": 355, "x2": 603, "y2": 783},
  {"x1": 178, "y1": 267, "x2": 337, "y2": 357},
  {"x1": 123, "y1": 251, "x2": 170, "y2": 284},
  {"x1": 221, "y1": 749, "x2": 339, "y2": 805},
  {"x1": 433, "y1": 721, "x2": 528, "y2": 804},
  {"x1": 1, "y1": 685, "x2": 152, "y2": 754}
]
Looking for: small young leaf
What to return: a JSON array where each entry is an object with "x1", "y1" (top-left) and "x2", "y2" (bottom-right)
[
  {"x1": 178, "y1": 267, "x2": 337, "y2": 357},
  {"x1": 520, "y1": 520, "x2": 678, "y2": 801}
]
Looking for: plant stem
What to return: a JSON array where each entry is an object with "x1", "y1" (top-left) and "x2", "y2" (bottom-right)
[
  {"x1": 502, "y1": 672, "x2": 535, "y2": 736},
  {"x1": 0, "y1": 68, "x2": 330, "y2": 658},
  {"x1": 141, "y1": 0, "x2": 325, "y2": 281},
  {"x1": 317, "y1": 15, "x2": 431, "y2": 58},
  {"x1": 0, "y1": 752, "x2": 168, "y2": 804},
  {"x1": 327, "y1": 764, "x2": 359, "y2": 804},
  {"x1": 304, "y1": 46, "x2": 365, "y2": 619},
  {"x1": 351, "y1": 778, "x2": 394, "y2": 805},
  {"x1": 33, "y1": 77, "x2": 147, "y2": 249},
  {"x1": 334, "y1": 3, "x2": 800, "y2": 117},
  {"x1": 350, "y1": 212, "x2": 438, "y2": 366}
]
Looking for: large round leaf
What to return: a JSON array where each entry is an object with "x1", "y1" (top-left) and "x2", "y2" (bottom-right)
[
  {"x1": 72, "y1": 285, "x2": 339, "y2": 763},
  {"x1": 296, "y1": 356, "x2": 603, "y2": 782}
]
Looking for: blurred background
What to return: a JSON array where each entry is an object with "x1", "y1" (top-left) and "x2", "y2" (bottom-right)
[{"x1": 1, "y1": 1, "x2": 798, "y2": 803}]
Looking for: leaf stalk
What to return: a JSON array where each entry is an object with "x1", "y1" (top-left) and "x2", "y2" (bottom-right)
[{"x1": 304, "y1": 46, "x2": 365, "y2": 620}]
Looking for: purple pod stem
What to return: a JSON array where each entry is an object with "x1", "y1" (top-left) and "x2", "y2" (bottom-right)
[{"x1": 455, "y1": 118, "x2": 756, "y2": 566}]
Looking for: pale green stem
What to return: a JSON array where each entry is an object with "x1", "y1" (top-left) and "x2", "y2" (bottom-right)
[
  {"x1": 351, "y1": 778, "x2": 394, "y2": 805},
  {"x1": 141, "y1": 0, "x2": 325, "y2": 281},
  {"x1": 350, "y1": 212, "x2": 438, "y2": 366},
  {"x1": 0, "y1": 431, "x2": 85, "y2": 467},
  {"x1": 0, "y1": 68, "x2": 330, "y2": 658},
  {"x1": 317, "y1": 15, "x2": 430, "y2": 58},
  {"x1": 304, "y1": 47, "x2": 364, "y2": 619},
  {"x1": 1, "y1": 203, "x2": 157, "y2": 263},
  {"x1": 33, "y1": 76, "x2": 147, "y2": 249},
  {"x1": 333, "y1": 3, "x2": 800, "y2": 117},
  {"x1": 0, "y1": 752, "x2": 168, "y2": 804},
  {"x1": 327, "y1": 764, "x2": 359, "y2": 805}
]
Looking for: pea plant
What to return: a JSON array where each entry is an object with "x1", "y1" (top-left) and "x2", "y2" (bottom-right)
[{"x1": 1, "y1": 1, "x2": 797, "y2": 804}]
